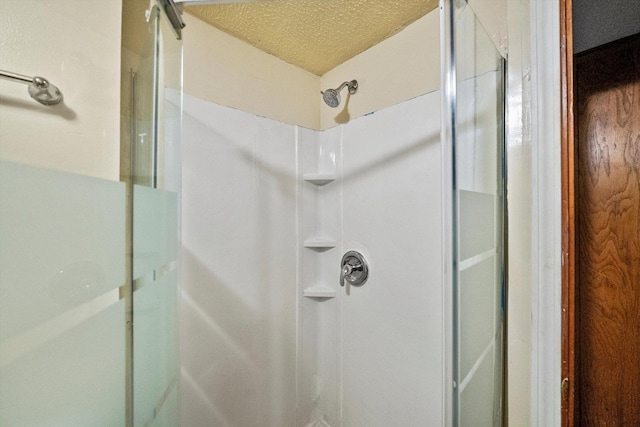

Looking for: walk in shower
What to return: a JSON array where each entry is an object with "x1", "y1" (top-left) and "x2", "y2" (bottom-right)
[
  {"x1": 0, "y1": 0, "x2": 505, "y2": 426},
  {"x1": 180, "y1": 0, "x2": 506, "y2": 425}
]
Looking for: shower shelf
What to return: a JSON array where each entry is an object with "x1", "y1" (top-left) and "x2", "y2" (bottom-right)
[
  {"x1": 303, "y1": 174, "x2": 336, "y2": 186},
  {"x1": 303, "y1": 238, "x2": 337, "y2": 249},
  {"x1": 303, "y1": 286, "x2": 336, "y2": 299}
]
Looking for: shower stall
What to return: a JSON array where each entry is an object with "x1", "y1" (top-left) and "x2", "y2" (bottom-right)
[
  {"x1": 180, "y1": 0, "x2": 506, "y2": 425},
  {"x1": 0, "y1": 0, "x2": 505, "y2": 426}
]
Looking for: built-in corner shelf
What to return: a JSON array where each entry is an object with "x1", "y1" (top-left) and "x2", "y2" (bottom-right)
[
  {"x1": 303, "y1": 238, "x2": 337, "y2": 250},
  {"x1": 303, "y1": 286, "x2": 337, "y2": 299},
  {"x1": 303, "y1": 174, "x2": 336, "y2": 186}
]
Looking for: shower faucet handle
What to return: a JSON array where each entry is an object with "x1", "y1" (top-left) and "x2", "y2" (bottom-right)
[
  {"x1": 340, "y1": 264, "x2": 354, "y2": 286},
  {"x1": 340, "y1": 251, "x2": 369, "y2": 287}
]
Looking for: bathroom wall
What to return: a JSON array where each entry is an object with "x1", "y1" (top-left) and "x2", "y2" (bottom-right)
[
  {"x1": 319, "y1": 11, "x2": 440, "y2": 130},
  {"x1": 183, "y1": 9, "x2": 441, "y2": 131},
  {"x1": 502, "y1": 0, "x2": 533, "y2": 424},
  {"x1": 0, "y1": 0, "x2": 122, "y2": 180},
  {"x1": 468, "y1": 0, "x2": 508, "y2": 56},
  {"x1": 183, "y1": 13, "x2": 320, "y2": 130}
]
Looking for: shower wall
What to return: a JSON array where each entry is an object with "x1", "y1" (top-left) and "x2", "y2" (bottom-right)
[
  {"x1": 181, "y1": 94, "x2": 299, "y2": 426},
  {"x1": 339, "y1": 92, "x2": 443, "y2": 426},
  {"x1": 181, "y1": 90, "x2": 443, "y2": 426}
]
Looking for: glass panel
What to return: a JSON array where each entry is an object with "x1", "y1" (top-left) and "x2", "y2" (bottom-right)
[
  {"x1": 446, "y1": 1, "x2": 506, "y2": 425},
  {"x1": 132, "y1": 7, "x2": 159, "y2": 187},
  {"x1": 458, "y1": 190, "x2": 495, "y2": 260},
  {"x1": 0, "y1": 161, "x2": 127, "y2": 426},
  {"x1": 0, "y1": 162, "x2": 126, "y2": 340},
  {"x1": 459, "y1": 349, "x2": 496, "y2": 426},
  {"x1": 0, "y1": 1, "x2": 182, "y2": 425},
  {"x1": 459, "y1": 255, "x2": 496, "y2": 379},
  {"x1": 150, "y1": 385, "x2": 179, "y2": 427},
  {"x1": 133, "y1": 270, "x2": 179, "y2": 426},
  {"x1": 125, "y1": 6, "x2": 182, "y2": 427},
  {"x1": 133, "y1": 185, "x2": 178, "y2": 280}
]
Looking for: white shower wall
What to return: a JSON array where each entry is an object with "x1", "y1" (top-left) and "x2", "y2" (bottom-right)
[
  {"x1": 181, "y1": 94, "x2": 298, "y2": 427},
  {"x1": 340, "y1": 93, "x2": 443, "y2": 426},
  {"x1": 181, "y1": 89, "x2": 443, "y2": 426}
]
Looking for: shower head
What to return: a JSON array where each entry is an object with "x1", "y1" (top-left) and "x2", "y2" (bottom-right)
[
  {"x1": 321, "y1": 80, "x2": 358, "y2": 108},
  {"x1": 28, "y1": 76, "x2": 63, "y2": 106},
  {"x1": 322, "y1": 88, "x2": 341, "y2": 108}
]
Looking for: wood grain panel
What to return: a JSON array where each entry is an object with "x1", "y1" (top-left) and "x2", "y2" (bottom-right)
[
  {"x1": 560, "y1": 0, "x2": 576, "y2": 424},
  {"x1": 576, "y1": 38, "x2": 640, "y2": 426}
]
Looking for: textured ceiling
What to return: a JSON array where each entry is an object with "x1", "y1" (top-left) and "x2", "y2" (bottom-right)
[{"x1": 186, "y1": 0, "x2": 439, "y2": 76}]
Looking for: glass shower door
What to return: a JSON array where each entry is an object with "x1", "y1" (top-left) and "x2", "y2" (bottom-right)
[
  {"x1": 443, "y1": 0, "x2": 506, "y2": 425},
  {"x1": 123, "y1": 2, "x2": 182, "y2": 426},
  {"x1": 0, "y1": 162, "x2": 128, "y2": 426}
]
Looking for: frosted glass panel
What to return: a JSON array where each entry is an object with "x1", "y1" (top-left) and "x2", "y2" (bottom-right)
[
  {"x1": 459, "y1": 256, "x2": 496, "y2": 378},
  {"x1": 128, "y1": 10, "x2": 182, "y2": 427},
  {"x1": 456, "y1": 73, "x2": 499, "y2": 195},
  {"x1": 150, "y1": 385, "x2": 179, "y2": 427},
  {"x1": 0, "y1": 161, "x2": 126, "y2": 341},
  {"x1": 459, "y1": 349, "x2": 495, "y2": 427},
  {"x1": 0, "y1": 300, "x2": 126, "y2": 427},
  {"x1": 0, "y1": 161, "x2": 127, "y2": 426},
  {"x1": 134, "y1": 271, "x2": 179, "y2": 426},
  {"x1": 133, "y1": 185, "x2": 178, "y2": 279},
  {"x1": 448, "y1": 1, "x2": 505, "y2": 425},
  {"x1": 458, "y1": 190, "x2": 495, "y2": 260}
]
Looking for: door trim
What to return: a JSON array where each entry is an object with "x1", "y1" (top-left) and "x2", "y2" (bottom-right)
[{"x1": 560, "y1": 0, "x2": 576, "y2": 425}]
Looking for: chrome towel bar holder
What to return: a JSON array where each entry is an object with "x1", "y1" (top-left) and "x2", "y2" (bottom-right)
[{"x1": 0, "y1": 69, "x2": 63, "y2": 105}]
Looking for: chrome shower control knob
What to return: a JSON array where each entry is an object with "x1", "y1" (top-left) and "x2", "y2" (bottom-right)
[{"x1": 340, "y1": 251, "x2": 369, "y2": 287}]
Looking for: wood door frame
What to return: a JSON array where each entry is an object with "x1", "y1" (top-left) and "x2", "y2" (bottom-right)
[{"x1": 560, "y1": 0, "x2": 576, "y2": 425}]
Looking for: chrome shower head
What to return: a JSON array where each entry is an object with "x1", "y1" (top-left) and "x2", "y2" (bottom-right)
[
  {"x1": 321, "y1": 80, "x2": 358, "y2": 108},
  {"x1": 28, "y1": 76, "x2": 63, "y2": 106},
  {"x1": 322, "y1": 88, "x2": 341, "y2": 108}
]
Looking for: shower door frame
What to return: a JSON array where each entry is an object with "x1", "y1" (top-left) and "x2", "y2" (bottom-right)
[{"x1": 441, "y1": 0, "x2": 508, "y2": 424}]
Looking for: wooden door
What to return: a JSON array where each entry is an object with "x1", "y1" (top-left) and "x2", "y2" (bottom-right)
[{"x1": 575, "y1": 36, "x2": 640, "y2": 425}]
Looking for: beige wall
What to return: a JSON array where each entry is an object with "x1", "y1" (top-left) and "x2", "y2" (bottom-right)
[
  {"x1": 468, "y1": 0, "x2": 508, "y2": 57},
  {"x1": 504, "y1": 0, "x2": 533, "y2": 424},
  {"x1": 184, "y1": 13, "x2": 320, "y2": 130},
  {"x1": 320, "y1": 11, "x2": 440, "y2": 130},
  {"x1": 183, "y1": 9, "x2": 440, "y2": 131},
  {"x1": 0, "y1": 0, "x2": 122, "y2": 181}
]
